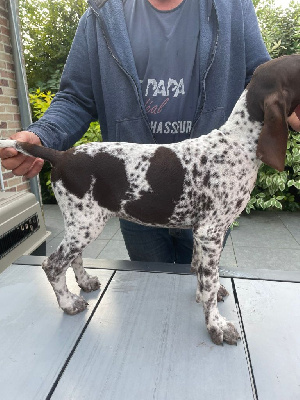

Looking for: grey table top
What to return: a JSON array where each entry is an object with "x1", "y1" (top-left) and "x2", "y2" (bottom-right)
[{"x1": 0, "y1": 258, "x2": 299, "y2": 400}]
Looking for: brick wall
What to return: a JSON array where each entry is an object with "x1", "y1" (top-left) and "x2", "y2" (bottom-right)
[{"x1": 0, "y1": 0, "x2": 30, "y2": 192}]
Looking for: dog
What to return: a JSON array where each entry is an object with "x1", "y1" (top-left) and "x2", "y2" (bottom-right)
[{"x1": 1, "y1": 55, "x2": 299, "y2": 345}]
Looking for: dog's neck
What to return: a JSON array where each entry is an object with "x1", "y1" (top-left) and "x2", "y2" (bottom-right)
[{"x1": 220, "y1": 90, "x2": 263, "y2": 160}]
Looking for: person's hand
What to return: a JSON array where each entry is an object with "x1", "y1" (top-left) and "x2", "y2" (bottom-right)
[
  {"x1": 288, "y1": 105, "x2": 300, "y2": 132},
  {"x1": 0, "y1": 131, "x2": 44, "y2": 178}
]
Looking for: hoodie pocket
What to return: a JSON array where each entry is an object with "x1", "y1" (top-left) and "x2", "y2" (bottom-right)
[
  {"x1": 191, "y1": 107, "x2": 226, "y2": 137},
  {"x1": 116, "y1": 117, "x2": 154, "y2": 144}
]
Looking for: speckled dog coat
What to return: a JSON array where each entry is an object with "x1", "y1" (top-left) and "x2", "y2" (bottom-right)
[{"x1": 1, "y1": 55, "x2": 299, "y2": 345}]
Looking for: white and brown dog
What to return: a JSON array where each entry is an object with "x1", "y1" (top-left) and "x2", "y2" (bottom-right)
[{"x1": 1, "y1": 55, "x2": 299, "y2": 345}]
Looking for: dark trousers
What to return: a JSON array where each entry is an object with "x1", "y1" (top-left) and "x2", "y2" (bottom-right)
[{"x1": 120, "y1": 219, "x2": 230, "y2": 264}]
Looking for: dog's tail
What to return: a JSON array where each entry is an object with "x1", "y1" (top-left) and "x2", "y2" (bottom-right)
[{"x1": 0, "y1": 139, "x2": 62, "y2": 166}]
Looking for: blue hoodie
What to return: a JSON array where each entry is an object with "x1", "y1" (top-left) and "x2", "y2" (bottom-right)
[{"x1": 28, "y1": 0, "x2": 270, "y2": 150}]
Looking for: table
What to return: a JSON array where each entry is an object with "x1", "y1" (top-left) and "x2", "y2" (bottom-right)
[{"x1": 0, "y1": 257, "x2": 299, "y2": 400}]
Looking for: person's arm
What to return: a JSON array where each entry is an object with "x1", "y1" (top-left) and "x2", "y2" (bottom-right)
[
  {"x1": 242, "y1": 0, "x2": 271, "y2": 86},
  {"x1": 27, "y1": 11, "x2": 98, "y2": 151},
  {"x1": 0, "y1": 11, "x2": 98, "y2": 177}
]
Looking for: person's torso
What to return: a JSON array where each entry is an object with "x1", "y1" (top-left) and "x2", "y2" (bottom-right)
[{"x1": 124, "y1": 0, "x2": 201, "y2": 143}]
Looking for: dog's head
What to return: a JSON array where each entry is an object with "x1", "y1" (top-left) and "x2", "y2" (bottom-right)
[{"x1": 246, "y1": 54, "x2": 300, "y2": 172}]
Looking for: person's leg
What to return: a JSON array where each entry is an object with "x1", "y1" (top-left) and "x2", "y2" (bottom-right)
[
  {"x1": 120, "y1": 220, "x2": 231, "y2": 264},
  {"x1": 120, "y1": 219, "x2": 175, "y2": 263},
  {"x1": 169, "y1": 228, "x2": 193, "y2": 264},
  {"x1": 223, "y1": 227, "x2": 231, "y2": 247}
]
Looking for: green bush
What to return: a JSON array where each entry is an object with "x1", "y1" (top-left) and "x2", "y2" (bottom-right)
[
  {"x1": 246, "y1": 131, "x2": 300, "y2": 212},
  {"x1": 29, "y1": 89, "x2": 55, "y2": 119},
  {"x1": 19, "y1": 0, "x2": 87, "y2": 91},
  {"x1": 255, "y1": 0, "x2": 300, "y2": 57}
]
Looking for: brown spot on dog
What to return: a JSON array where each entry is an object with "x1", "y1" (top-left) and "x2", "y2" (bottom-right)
[
  {"x1": 124, "y1": 147, "x2": 185, "y2": 224},
  {"x1": 51, "y1": 149, "x2": 129, "y2": 212},
  {"x1": 203, "y1": 171, "x2": 211, "y2": 188},
  {"x1": 201, "y1": 155, "x2": 208, "y2": 164}
]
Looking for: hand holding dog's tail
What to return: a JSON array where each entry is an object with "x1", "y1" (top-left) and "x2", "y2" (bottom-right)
[
  {"x1": 0, "y1": 131, "x2": 44, "y2": 178},
  {"x1": 0, "y1": 131, "x2": 60, "y2": 178}
]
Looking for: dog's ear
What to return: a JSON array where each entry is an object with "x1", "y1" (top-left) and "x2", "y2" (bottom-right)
[{"x1": 256, "y1": 93, "x2": 289, "y2": 172}]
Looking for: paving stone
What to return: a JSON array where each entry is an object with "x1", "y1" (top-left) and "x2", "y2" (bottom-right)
[
  {"x1": 98, "y1": 240, "x2": 130, "y2": 260},
  {"x1": 42, "y1": 204, "x2": 63, "y2": 220},
  {"x1": 231, "y1": 223, "x2": 299, "y2": 249},
  {"x1": 234, "y1": 247, "x2": 300, "y2": 270}
]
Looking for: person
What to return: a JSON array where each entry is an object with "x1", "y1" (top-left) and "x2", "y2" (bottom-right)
[{"x1": 1, "y1": 0, "x2": 299, "y2": 264}]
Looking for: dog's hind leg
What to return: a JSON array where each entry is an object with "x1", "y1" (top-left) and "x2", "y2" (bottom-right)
[
  {"x1": 71, "y1": 254, "x2": 101, "y2": 292},
  {"x1": 42, "y1": 240, "x2": 89, "y2": 315},
  {"x1": 191, "y1": 234, "x2": 203, "y2": 304},
  {"x1": 193, "y1": 228, "x2": 240, "y2": 345},
  {"x1": 68, "y1": 211, "x2": 113, "y2": 293},
  {"x1": 43, "y1": 204, "x2": 112, "y2": 314}
]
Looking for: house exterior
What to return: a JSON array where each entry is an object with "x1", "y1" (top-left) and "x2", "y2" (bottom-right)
[{"x1": 0, "y1": 0, "x2": 30, "y2": 192}]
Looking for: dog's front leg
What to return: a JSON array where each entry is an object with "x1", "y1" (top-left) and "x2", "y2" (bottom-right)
[
  {"x1": 193, "y1": 231, "x2": 240, "y2": 345},
  {"x1": 192, "y1": 235, "x2": 229, "y2": 304}
]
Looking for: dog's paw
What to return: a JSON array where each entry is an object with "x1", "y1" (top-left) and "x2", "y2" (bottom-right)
[
  {"x1": 79, "y1": 275, "x2": 101, "y2": 292},
  {"x1": 208, "y1": 317, "x2": 241, "y2": 346},
  {"x1": 61, "y1": 293, "x2": 89, "y2": 315},
  {"x1": 217, "y1": 284, "x2": 229, "y2": 302}
]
